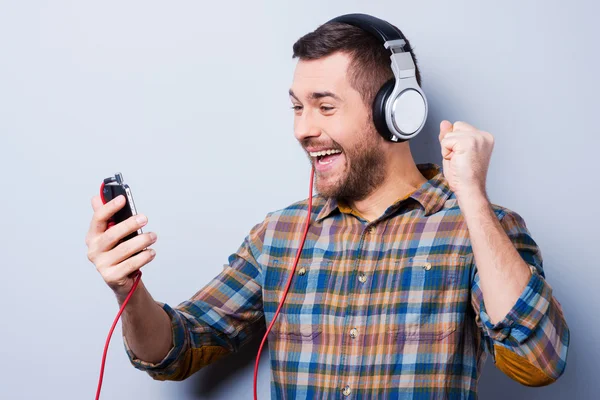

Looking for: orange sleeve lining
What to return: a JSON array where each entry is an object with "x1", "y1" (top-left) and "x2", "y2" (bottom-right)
[{"x1": 494, "y1": 344, "x2": 555, "y2": 387}]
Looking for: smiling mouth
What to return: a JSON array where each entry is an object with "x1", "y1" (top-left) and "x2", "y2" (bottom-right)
[
  {"x1": 309, "y1": 149, "x2": 342, "y2": 163},
  {"x1": 307, "y1": 149, "x2": 343, "y2": 168}
]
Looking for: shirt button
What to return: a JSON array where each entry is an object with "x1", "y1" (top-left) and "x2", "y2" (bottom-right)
[
  {"x1": 342, "y1": 386, "x2": 352, "y2": 396},
  {"x1": 423, "y1": 262, "x2": 432, "y2": 271},
  {"x1": 298, "y1": 267, "x2": 306, "y2": 276},
  {"x1": 349, "y1": 328, "x2": 358, "y2": 339},
  {"x1": 358, "y1": 273, "x2": 367, "y2": 283}
]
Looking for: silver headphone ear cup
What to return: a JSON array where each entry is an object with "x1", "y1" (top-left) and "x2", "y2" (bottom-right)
[
  {"x1": 372, "y1": 79, "x2": 400, "y2": 142},
  {"x1": 390, "y1": 89, "x2": 427, "y2": 136}
]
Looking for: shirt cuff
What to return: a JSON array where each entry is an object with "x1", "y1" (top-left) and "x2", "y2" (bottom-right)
[
  {"x1": 123, "y1": 302, "x2": 189, "y2": 373},
  {"x1": 479, "y1": 265, "x2": 552, "y2": 344}
]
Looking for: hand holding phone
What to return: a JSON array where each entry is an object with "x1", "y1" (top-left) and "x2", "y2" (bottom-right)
[{"x1": 86, "y1": 173, "x2": 157, "y2": 298}]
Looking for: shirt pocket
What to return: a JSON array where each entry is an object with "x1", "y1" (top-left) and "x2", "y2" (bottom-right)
[
  {"x1": 385, "y1": 255, "x2": 467, "y2": 342},
  {"x1": 263, "y1": 255, "x2": 333, "y2": 342}
]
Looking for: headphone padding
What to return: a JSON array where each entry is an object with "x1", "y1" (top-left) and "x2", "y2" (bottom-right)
[{"x1": 372, "y1": 79, "x2": 402, "y2": 142}]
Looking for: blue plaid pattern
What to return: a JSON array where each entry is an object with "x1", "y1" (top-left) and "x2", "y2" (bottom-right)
[{"x1": 124, "y1": 163, "x2": 569, "y2": 399}]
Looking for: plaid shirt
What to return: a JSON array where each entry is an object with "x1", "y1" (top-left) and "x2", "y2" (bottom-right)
[{"x1": 125, "y1": 163, "x2": 569, "y2": 399}]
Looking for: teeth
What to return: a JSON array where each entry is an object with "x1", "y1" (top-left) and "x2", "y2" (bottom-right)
[{"x1": 309, "y1": 149, "x2": 342, "y2": 157}]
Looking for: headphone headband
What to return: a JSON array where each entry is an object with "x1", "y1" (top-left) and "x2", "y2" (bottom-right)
[{"x1": 326, "y1": 13, "x2": 406, "y2": 50}]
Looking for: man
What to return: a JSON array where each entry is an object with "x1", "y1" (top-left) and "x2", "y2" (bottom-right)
[{"x1": 86, "y1": 14, "x2": 569, "y2": 399}]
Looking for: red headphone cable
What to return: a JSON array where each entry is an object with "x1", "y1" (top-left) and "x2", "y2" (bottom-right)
[
  {"x1": 95, "y1": 270, "x2": 142, "y2": 400},
  {"x1": 253, "y1": 167, "x2": 315, "y2": 400}
]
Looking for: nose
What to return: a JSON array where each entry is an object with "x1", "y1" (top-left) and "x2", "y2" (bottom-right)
[{"x1": 294, "y1": 110, "x2": 321, "y2": 143}]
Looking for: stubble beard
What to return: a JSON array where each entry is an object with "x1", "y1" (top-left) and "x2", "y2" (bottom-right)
[{"x1": 312, "y1": 124, "x2": 387, "y2": 202}]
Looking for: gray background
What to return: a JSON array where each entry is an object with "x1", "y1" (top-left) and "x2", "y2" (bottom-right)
[{"x1": 0, "y1": 0, "x2": 597, "y2": 399}]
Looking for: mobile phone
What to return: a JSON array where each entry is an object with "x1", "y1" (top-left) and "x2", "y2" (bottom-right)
[{"x1": 100, "y1": 172, "x2": 142, "y2": 246}]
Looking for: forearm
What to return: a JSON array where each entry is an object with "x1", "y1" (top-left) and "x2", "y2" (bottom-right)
[
  {"x1": 459, "y1": 191, "x2": 531, "y2": 324},
  {"x1": 118, "y1": 280, "x2": 173, "y2": 364}
]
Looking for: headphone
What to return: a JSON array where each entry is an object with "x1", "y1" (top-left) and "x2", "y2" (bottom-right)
[{"x1": 326, "y1": 13, "x2": 428, "y2": 142}]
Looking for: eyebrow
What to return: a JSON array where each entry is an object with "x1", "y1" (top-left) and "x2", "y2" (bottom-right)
[{"x1": 289, "y1": 89, "x2": 341, "y2": 102}]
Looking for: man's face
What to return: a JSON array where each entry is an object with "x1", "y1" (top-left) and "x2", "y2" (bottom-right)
[{"x1": 289, "y1": 52, "x2": 386, "y2": 201}]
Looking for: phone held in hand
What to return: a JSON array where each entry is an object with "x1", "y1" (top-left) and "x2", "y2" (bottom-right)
[{"x1": 101, "y1": 172, "x2": 142, "y2": 247}]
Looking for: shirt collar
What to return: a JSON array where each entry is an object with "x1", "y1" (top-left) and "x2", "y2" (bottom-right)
[
  {"x1": 315, "y1": 163, "x2": 453, "y2": 222},
  {"x1": 405, "y1": 163, "x2": 453, "y2": 217}
]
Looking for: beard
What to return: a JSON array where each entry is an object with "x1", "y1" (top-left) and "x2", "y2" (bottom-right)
[{"x1": 302, "y1": 122, "x2": 387, "y2": 202}]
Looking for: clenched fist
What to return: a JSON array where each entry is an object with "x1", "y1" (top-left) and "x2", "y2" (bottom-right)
[{"x1": 439, "y1": 120, "x2": 494, "y2": 200}]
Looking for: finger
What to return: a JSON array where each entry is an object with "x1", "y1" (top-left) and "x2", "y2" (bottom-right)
[
  {"x1": 452, "y1": 121, "x2": 478, "y2": 132},
  {"x1": 440, "y1": 135, "x2": 460, "y2": 160},
  {"x1": 99, "y1": 214, "x2": 148, "y2": 253},
  {"x1": 89, "y1": 195, "x2": 126, "y2": 236},
  {"x1": 439, "y1": 120, "x2": 454, "y2": 142},
  {"x1": 115, "y1": 248, "x2": 157, "y2": 278},
  {"x1": 110, "y1": 232, "x2": 157, "y2": 265},
  {"x1": 91, "y1": 195, "x2": 104, "y2": 212},
  {"x1": 441, "y1": 146, "x2": 452, "y2": 160}
]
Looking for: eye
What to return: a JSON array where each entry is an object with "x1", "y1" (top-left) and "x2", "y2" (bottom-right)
[
  {"x1": 320, "y1": 106, "x2": 334, "y2": 112},
  {"x1": 291, "y1": 105, "x2": 303, "y2": 112}
]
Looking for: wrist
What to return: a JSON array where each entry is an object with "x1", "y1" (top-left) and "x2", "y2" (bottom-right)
[
  {"x1": 457, "y1": 189, "x2": 489, "y2": 208},
  {"x1": 115, "y1": 279, "x2": 146, "y2": 308}
]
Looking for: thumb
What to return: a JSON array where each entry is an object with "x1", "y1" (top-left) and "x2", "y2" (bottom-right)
[{"x1": 439, "y1": 120, "x2": 453, "y2": 141}]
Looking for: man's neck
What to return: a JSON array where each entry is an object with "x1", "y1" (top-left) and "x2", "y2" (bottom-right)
[{"x1": 347, "y1": 153, "x2": 428, "y2": 222}]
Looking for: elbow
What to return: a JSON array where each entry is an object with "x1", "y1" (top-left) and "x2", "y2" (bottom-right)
[
  {"x1": 494, "y1": 344, "x2": 567, "y2": 387},
  {"x1": 148, "y1": 345, "x2": 231, "y2": 382}
]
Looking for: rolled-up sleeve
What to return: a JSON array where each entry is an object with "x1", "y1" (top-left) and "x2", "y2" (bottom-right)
[
  {"x1": 471, "y1": 209, "x2": 570, "y2": 386},
  {"x1": 122, "y1": 217, "x2": 269, "y2": 381},
  {"x1": 123, "y1": 302, "x2": 192, "y2": 377}
]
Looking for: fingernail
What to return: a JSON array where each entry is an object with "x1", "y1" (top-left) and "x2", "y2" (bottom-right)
[
  {"x1": 116, "y1": 195, "x2": 125, "y2": 204},
  {"x1": 149, "y1": 249, "x2": 156, "y2": 257},
  {"x1": 136, "y1": 215, "x2": 147, "y2": 224},
  {"x1": 149, "y1": 232, "x2": 157, "y2": 241}
]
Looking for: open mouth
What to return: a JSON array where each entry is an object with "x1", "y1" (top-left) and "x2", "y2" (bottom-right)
[{"x1": 309, "y1": 149, "x2": 342, "y2": 165}]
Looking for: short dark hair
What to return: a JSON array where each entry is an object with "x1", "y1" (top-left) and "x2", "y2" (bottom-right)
[{"x1": 292, "y1": 21, "x2": 422, "y2": 110}]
